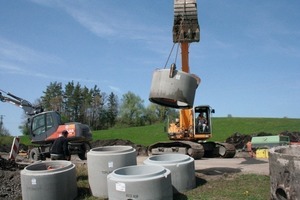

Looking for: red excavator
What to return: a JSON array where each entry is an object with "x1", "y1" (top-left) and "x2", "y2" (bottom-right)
[
  {"x1": 148, "y1": 0, "x2": 235, "y2": 159},
  {"x1": 0, "y1": 89, "x2": 92, "y2": 161}
]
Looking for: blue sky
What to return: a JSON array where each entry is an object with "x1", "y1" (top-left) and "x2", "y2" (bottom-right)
[{"x1": 0, "y1": 0, "x2": 299, "y2": 136}]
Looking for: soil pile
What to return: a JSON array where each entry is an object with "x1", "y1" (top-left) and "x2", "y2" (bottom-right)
[
  {"x1": 0, "y1": 144, "x2": 10, "y2": 153},
  {"x1": 225, "y1": 132, "x2": 300, "y2": 149},
  {"x1": 226, "y1": 132, "x2": 252, "y2": 149},
  {"x1": 280, "y1": 131, "x2": 300, "y2": 143},
  {"x1": 0, "y1": 157, "x2": 23, "y2": 199}
]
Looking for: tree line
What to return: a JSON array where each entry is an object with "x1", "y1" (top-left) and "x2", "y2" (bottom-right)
[{"x1": 12, "y1": 81, "x2": 176, "y2": 135}]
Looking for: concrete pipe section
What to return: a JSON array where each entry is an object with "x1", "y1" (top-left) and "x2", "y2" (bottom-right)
[
  {"x1": 144, "y1": 154, "x2": 196, "y2": 193},
  {"x1": 149, "y1": 68, "x2": 200, "y2": 108},
  {"x1": 269, "y1": 145, "x2": 300, "y2": 200},
  {"x1": 21, "y1": 160, "x2": 77, "y2": 200},
  {"x1": 87, "y1": 145, "x2": 137, "y2": 198},
  {"x1": 107, "y1": 165, "x2": 173, "y2": 200}
]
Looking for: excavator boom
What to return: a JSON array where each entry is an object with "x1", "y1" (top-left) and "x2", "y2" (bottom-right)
[
  {"x1": 0, "y1": 89, "x2": 43, "y2": 115},
  {"x1": 174, "y1": 0, "x2": 200, "y2": 132}
]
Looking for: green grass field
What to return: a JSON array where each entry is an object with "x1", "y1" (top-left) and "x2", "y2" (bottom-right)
[
  {"x1": 5, "y1": 117, "x2": 300, "y2": 147},
  {"x1": 75, "y1": 166, "x2": 270, "y2": 200},
  {"x1": 91, "y1": 117, "x2": 300, "y2": 146}
]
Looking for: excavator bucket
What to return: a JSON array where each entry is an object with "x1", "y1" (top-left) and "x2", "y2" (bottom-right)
[{"x1": 173, "y1": 0, "x2": 200, "y2": 43}]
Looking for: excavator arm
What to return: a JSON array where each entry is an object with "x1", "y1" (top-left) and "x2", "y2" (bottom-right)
[
  {"x1": 0, "y1": 89, "x2": 43, "y2": 116},
  {"x1": 174, "y1": 0, "x2": 200, "y2": 130}
]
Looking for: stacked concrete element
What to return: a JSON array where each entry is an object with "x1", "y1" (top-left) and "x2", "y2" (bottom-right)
[
  {"x1": 87, "y1": 145, "x2": 137, "y2": 198},
  {"x1": 269, "y1": 145, "x2": 300, "y2": 199},
  {"x1": 144, "y1": 154, "x2": 196, "y2": 193},
  {"x1": 149, "y1": 68, "x2": 200, "y2": 109},
  {"x1": 21, "y1": 161, "x2": 77, "y2": 200},
  {"x1": 107, "y1": 165, "x2": 173, "y2": 200}
]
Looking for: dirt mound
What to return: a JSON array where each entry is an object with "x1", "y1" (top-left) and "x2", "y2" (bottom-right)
[
  {"x1": 225, "y1": 131, "x2": 300, "y2": 150},
  {"x1": 280, "y1": 131, "x2": 300, "y2": 143},
  {"x1": 0, "y1": 144, "x2": 10, "y2": 153},
  {"x1": 226, "y1": 132, "x2": 252, "y2": 149},
  {"x1": 0, "y1": 157, "x2": 23, "y2": 199},
  {"x1": 0, "y1": 143, "x2": 28, "y2": 154},
  {"x1": 225, "y1": 132, "x2": 276, "y2": 149}
]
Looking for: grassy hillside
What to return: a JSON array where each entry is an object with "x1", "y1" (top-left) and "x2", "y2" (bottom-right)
[
  {"x1": 92, "y1": 123, "x2": 168, "y2": 146},
  {"x1": 92, "y1": 117, "x2": 300, "y2": 146},
  {"x1": 6, "y1": 117, "x2": 300, "y2": 147},
  {"x1": 211, "y1": 117, "x2": 300, "y2": 141}
]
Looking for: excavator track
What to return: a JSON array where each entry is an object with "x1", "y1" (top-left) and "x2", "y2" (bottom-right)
[
  {"x1": 148, "y1": 141, "x2": 236, "y2": 159},
  {"x1": 201, "y1": 142, "x2": 236, "y2": 158},
  {"x1": 148, "y1": 141, "x2": 204, "y2": 159},
  {"x1": 216, "y1": 142, "x2": 236, "y2": 158}
]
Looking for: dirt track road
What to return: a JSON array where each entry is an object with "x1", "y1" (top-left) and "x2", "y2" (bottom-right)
[
  {"x1": 137, "y1": 156, "x2": 270, "y2": 179},
  {"x1": 6, "y1": 152, "x2": 270, "y2": 180},
  {"x1": 55, "y1": 154, "x2": 270, "y2": 178}
]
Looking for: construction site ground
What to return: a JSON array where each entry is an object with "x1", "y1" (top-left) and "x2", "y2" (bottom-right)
[
  {"x1": 138, "y1": 154, "x2": 269, "y2": 180},
  {"x1": 0, "y1": 149, "x2": 269, "y2": 200}
]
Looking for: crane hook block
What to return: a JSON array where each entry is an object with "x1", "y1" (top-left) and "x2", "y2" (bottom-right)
[{"x1": 149, "y1": 68, "x2": 200, "y2": 109}]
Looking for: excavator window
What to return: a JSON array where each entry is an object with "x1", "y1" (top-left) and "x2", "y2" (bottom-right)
[
  {"x1": 46, "y1": 113, "x2": 53, "y2": 130},
  {"x1": 32, "y1": 113, "x2": 55, "y2": 136},
  {"x1": 32, "y1": 115, "x2": 45, "y2": 136},
  {"x1": 195, "y1": 112, "x2": 209, "y2": 133}
]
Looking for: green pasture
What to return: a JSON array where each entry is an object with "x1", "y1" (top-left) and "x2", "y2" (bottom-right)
[
  {"x1": 92, "y1": 117, "x2": 300, "y2": 146},
  {"x1": 5, "y1": 117, "x2": 300, "y2": 147}
]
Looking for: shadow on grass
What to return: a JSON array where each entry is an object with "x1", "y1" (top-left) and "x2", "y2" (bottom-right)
[
  {"x1": 195, "y1": 167, "x2": 242, "y2": 186},
  {"x1": 75, "y1": 187, "x2": 93, "y2": 200},
  {"x1": 196, "y1": 176, "x2": 208, "y2": 186},
  {"x1": 196, "y1": 167, "x2": 241, "y2": 176},
  {"x1": 173, "y1": 176, "x2": 207, "y2": 200},
  {"x1": 174, "y1": 192, "x2": 188, "y2": 200}
]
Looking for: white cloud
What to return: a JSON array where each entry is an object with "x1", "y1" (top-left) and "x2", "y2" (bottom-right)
[
  {"x1": 0, "y1": 37, "x2": 64, "y2": 66},
  {"x1": 108, "y1": 85, "x2": 122, "y2": 94},
  {"x1": 29, "y1": 0, "x2": 166, "y2": 42}
]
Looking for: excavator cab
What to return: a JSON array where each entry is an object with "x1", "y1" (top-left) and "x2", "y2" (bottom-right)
[
  {"x1": 193, "y1": 105, "x2": 215, "y2": 140},
  {"x1": 167, "y1": 105, "x2": 214, "y2": 141},
  {"x1": 29, "y1": 111, "x2": 62, "y2": 143}
]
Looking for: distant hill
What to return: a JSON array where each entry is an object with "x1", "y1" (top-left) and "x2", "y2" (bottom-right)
[
  {"x1": 2, "y1": 117, "x2": 299, "y2": 147},
  {"x1": 92, "y1": 117, "x2": 300, "y2": 146}
]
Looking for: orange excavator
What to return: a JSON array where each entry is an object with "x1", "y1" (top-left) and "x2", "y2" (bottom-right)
[
  {"x1": 0, "y1": 89, "x2": 92, "y2": 161},
  {"x1": 148, "y1": 0, "x2": 235, "y2": 159}
]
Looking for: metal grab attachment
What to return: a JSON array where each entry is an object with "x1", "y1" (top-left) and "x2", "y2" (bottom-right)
[{"x1": 173, "y1": 0, "x2": 200, "y2": 43}]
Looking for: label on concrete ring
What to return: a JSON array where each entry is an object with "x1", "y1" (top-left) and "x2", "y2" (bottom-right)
[
  {"x1": 31, "y1": 178, "x2": 37, "y2": 185},
  {"x1": 108, "y1": 161, "x2": 113, "y2": 168},
  {"x1": 116, "y1": 182, "x2": 126, "y2": 192}
]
